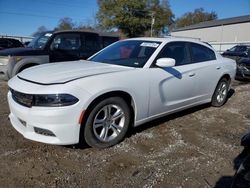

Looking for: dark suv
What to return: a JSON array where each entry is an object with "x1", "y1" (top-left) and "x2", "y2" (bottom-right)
[
  {"x1": 0, "y1": 38, "x2": 24, "y2": 50},
  {"x1": 0, "y1": 30, "x2": 119, "y2": 80}
]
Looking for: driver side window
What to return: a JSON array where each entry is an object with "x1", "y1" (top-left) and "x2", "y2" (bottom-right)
[
  {"x1": 50, "y1": 34, "x2": 81, "y2": 50},
  {"x1": 155, "y1": 42, "x2": 190, "y2": 66}
]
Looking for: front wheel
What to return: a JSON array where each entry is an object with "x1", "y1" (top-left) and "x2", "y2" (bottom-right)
[
  {"x1": 83, "y1": 97, "x2": 131, "y2": 148},
  {"x1": 211, "y1": 78, "x2": 230, "y2": 107}
]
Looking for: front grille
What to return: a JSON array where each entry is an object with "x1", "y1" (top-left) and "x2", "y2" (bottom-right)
[
  {"x1": 244, "y1": 63, "x2": 250, "y2": 70},
  {"x1": 10, "y1": 88, "x2": 33, "y2": 107},
  {"x1": 34, "y1": 127, "x2": 56, "y2": 137}
]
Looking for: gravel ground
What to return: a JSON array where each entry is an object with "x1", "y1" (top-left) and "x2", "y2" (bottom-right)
[{"x1": 0, "y1": 80, "x2": 249, "y2": 188}]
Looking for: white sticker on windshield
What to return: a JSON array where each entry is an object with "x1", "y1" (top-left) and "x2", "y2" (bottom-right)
[
  {"x1": 45, "y1": 33, "x2": 52, "y2": 37},
  {"x1": 140, "y1": 42, "x2": 159, "y2": 48}
]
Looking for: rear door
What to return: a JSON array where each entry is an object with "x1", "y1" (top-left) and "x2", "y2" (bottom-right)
[
  {"x1": 49, "y1": 33, "x2": 81, "y2": 62},
  {"x1": 187, "y1": 42, "x2": 222, "y2": 101},
  {"x1": 79, "y1": 33, "x2": 101, "y2": 59}
]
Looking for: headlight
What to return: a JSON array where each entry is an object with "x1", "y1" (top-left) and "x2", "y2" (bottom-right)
[
  {"x1": 0, "y1": 56, "x2": 10, "y2": 66},
  {"x1": 33, "y1": 94, "x2": 79, "y2": 107},
  {"x1": 10, "y1": 88, "x2": 79, "y2": 107},
  {"x1": 237, "y1": 63, "x2": 244, "y2": 69}
]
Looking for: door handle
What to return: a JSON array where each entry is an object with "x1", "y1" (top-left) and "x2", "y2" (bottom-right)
[
  {"x1": 216, "y1": 66, "x2": 221, "y2": 70},
  {"x1": 189, "y1": 72, "x2": 196, "y2": 77}
]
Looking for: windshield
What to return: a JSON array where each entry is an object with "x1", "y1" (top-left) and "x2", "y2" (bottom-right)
[
  {"x1": 89, "y1": 40, "x2": 161, "y2": 68},
  {"x1": 27, "y1": 32, "x2": 52, "y2": 49},
  {"x1": 228, "y1": 45, "x2": 247, "y2": 53}
]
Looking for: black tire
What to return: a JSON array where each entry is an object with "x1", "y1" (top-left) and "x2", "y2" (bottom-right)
[
  {"x1": 231, "y1": 155, "x2": 250, "y2": 188},
  {"x1": 211, "y1": 78, "x2": 229, "y2": 107},
  {"x1": 84, "y1": 97, "x2": 130, "y2": 148}
]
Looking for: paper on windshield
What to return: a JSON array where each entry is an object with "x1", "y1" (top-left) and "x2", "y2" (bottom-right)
[{"x1": 140, "y1": 42, "x2": 159, "y2": 48}]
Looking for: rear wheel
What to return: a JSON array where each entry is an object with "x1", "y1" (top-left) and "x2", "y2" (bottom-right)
[
  {"x1": 211, "y1": 78, "x2": 229, "y2": 107},
  {"x1": 84, "y1": 97, "x2": 130, "y2": 148}
]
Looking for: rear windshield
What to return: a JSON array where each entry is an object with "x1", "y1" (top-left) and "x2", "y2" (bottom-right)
[{"x1": 89, "y1": 40, "x2": 161, "y2": 68}]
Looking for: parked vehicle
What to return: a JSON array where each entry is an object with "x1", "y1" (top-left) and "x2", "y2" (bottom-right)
[
  {"x1": 235, "y1": 57, "x2": 250, "y2": 81},
  {"x1": 7, "y1": 37, "x2": 236, "y2": 148},
  {"x1": 231, "y1": 132, "x2": 250, "y2": 188},
  {"x1": 99, "y1": 34, "x2": 119, "y2": 48},
  {"x1": 0, "y1": 38, "x2": 24, "y2": 50},
  {"x1": 23, "y1": 41, "x2": 31, "y2": 47},
  {"x1": 27, "y1": 31, "x2": 53, "y2": 49},
  {"x1": 0, "y1": 30, "x2": 119, "y2": 80},
  {"x1": 222, "y1": 45, "x2": 250, "y2": 60}
]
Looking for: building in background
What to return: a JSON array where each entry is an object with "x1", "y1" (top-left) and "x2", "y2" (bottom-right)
[{"x1": 171, "y1": 15, "x2": 250, "y2": 52}]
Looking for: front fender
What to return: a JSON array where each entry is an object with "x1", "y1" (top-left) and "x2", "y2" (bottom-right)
[{"x1": 12, "y1": 55, "x2": 49, "y2": 77}]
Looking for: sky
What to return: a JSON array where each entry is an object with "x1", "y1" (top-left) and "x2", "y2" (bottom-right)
[{"x1": 0, "y1": 0, "x2": 250, "y2": 36}]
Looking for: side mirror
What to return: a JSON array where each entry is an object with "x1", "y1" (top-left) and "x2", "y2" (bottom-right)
[{"x1": 156, "y1": 58, "x2": 175, "y2": 68}]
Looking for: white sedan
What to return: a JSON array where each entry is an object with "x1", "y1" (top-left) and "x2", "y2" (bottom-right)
[{"x1": 7, "y1": 37, "x2": 236, "y2": 148}]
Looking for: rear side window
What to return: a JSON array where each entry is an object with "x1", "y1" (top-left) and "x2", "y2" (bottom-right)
[
  {"x1": 11, "y1": 40, "x2": 23, "y2": 47},
  {"x1": 85, "y1": 35, "x2": 100, "y2": 51},
  {"x1": 190, "y1": 43, "x2": 216, "y2": 63},
  {"x1": 0, "y1": 39, "x2": 9, "y2": 48}
]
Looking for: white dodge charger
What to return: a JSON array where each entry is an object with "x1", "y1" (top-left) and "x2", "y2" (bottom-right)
[{"x1": 7, "y1": 37, "x2": 236, "y2": 148}]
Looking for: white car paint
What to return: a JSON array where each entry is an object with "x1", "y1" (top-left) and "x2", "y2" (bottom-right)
[{"x1": 7, "y1": 37, "x2": 236, "y2": 145}]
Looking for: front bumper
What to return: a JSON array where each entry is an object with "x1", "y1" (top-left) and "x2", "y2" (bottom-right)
[
  {"x1": 8, "y1": 91, "x2": 81, "y2": 145},
  {"x1": 235, "y1": 67, "x2": 250, "y2": 80}
]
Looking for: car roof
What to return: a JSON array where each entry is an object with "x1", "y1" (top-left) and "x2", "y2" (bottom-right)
[
  {"x1": 125, "y1": 37, "x2": 213, "y2": 49},
  {"x1": 54, "y1": 30, "x2": 99, "y2": 35},
  {"x1": 235, "y1": 44, "x2": 250, "y2": 47},
  {"x1": 0, "y1": 38, "x2": 20, "y2": 41},
  {"x1": 127, "y1": 37, "x2": 200, "y2": 42},
  {"x1": 54, "y1": 30, "x2": 119, "y2": 38}
]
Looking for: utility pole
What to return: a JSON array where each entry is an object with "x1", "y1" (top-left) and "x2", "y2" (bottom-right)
[{"x1": 150, "y1": 12, "x2": 155, "y2": 37}]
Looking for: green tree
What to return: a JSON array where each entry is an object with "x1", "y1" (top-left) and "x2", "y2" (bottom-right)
[
  {"x1": 97, "y1": 0, "x2": 174, "y2": 37},
  {"x1": 55, "y1": 17, "x2": 76, "y2": 31},
  {"x1": 175, "y1": 8, "x2": 217, "y2": 28},
  {"x1": 148, "y1": 0, "x2": 174, "y2": 36},
  {"x1": 32, "y1": 26, "x2": 48, "y2": 37}
]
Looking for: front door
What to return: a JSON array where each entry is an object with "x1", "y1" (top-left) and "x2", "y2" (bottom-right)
[
  {"x1": 148, "y1": 42, "x2": 198, "y2": 117},
  {"x1": 49, "y1": 33, "x2": 81, "y2": 62}
]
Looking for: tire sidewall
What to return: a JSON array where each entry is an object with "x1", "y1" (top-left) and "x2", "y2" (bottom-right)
[
  {"x1": 84, "y1": 97, "x2": 130, "y2": 148},
  {"x1": 212, "y1": 78, "x2": 229, "y2": 107}
]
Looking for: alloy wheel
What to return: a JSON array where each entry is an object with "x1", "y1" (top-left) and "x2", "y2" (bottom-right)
[{"x1": 93, "y1": 104, "x2": 125, "y2": 142}]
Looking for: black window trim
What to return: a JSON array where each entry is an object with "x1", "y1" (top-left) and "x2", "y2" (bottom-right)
[
  {"x1": 150, "y1": 41, "x2": 217, "y2": 68},
  {"x1": 188, "y1": 42, "x2": 217, "y2": 64}
]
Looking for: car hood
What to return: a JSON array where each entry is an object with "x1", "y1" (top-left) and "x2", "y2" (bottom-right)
[
  {"x1": 17, "y1": 60, "x2": 133, "y2": 85},
  {"x1": 0, "y1": 47, "x2": 47, "y2": 56}
]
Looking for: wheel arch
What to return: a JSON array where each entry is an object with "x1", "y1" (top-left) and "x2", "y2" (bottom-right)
[
  {"x1": 17, "y1": 62, "x2": 39, "y2": 73},
  {"x1": 213, "y1": 73, "x2": 231, "y2": 94},
  {"x1": 220, "y1": 73, "x2": 231, "y2": 83},
  {"x1": 12, "y1": 61, "x2": 40, "y2": 77},
  {"x1": 11, "y1": 56, "x2": 49, "y2": 77},
  {"x1": 80, "y1": 90, "x2": 136, "y2": 127}
]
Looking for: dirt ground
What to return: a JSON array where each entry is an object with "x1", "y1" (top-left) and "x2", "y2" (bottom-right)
[{"x1": 0, "y1": 80, "x2": 250, "y2": 188}]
